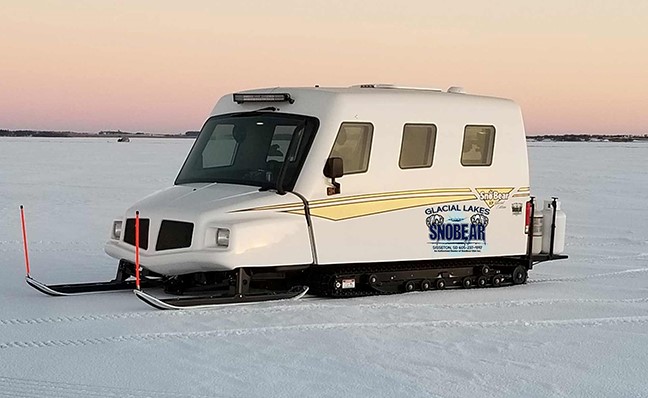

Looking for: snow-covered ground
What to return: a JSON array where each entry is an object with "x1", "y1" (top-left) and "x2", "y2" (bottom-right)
[{"x1": 0, "y1": 137, "x2": 647, "y2": 397}]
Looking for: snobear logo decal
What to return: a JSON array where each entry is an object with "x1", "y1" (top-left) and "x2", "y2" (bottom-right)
[
  {"x1": 476, "y1": 187, "x2": 514, "y2": 208},
  {"x1": 425, "y1": 204, "x2": 489, "y2": 253}
]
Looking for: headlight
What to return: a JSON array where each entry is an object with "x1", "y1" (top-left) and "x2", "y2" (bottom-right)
[
  {"x1": 111, "y1": 221, "x2": 123, "y2": 240},
  {"x1": 216, "y1": 228, "x2": 230, "y2": 247}
]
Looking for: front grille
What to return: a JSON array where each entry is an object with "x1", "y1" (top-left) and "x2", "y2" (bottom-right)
[
  {"x1": 124, "y1": 218, "x2": 150, "y2": 250},
  {"x1": 156, "y1": 220, "x2": 194, "y2": 251}
]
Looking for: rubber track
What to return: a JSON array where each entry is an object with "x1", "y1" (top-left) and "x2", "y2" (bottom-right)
[{"x1": 310, "y1": 258, "x2": 522, "y2": 297}]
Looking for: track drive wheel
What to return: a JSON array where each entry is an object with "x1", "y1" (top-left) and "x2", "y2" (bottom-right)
[
  {"x1": 462, "y1": 277, "x2": 473, "y2": 289},
  {"x1": 435, "y1": 278, "x2": 446, "y2": 290},
  {"x1": 420, "y1": 279, "x2": 432, "y2": 291},
  {"x1": 476, "y1": 276, "x2": 488, "y2": 288},
  {"x1": 404, "y1": 280, "x2": 416, "y2": 292},
  {"x1": 512, "y1": 266, "x2": 528, "y2": 285}
]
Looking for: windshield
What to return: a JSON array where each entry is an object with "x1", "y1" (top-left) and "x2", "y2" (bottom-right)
[{"x1": 175, "y1": 112, "x2": 319, "y2": 191}]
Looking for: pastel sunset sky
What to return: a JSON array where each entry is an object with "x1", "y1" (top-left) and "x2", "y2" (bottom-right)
[{"x1": 1, "y1": 1, "x2": 647, "y2": 135}]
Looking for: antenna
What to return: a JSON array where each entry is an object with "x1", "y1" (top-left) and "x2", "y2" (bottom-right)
[{"x1": 20, "y1": 205, "x2": 31, "y2": 277}]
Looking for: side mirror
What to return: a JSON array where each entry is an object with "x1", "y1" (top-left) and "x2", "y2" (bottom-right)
[
  {"x1": 324, "y1": 157, "x2": 344, "y2": 179},
  {"x1": 324, "y1": 157, "x2": 343, "y2": 195}
]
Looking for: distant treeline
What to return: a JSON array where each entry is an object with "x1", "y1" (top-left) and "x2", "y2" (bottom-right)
[
  {"x1": 528, "y1": 134, "x2": 648, "y2": 142},
  {"x1": 0, "y1": 129, "x2": 199, "y2": 138},
  {"x1": 2, "y1": 129, "x2": 646, "y2": 142},
  {"x1": 0, "y1": 129, "x2": 82, "y2": 137}
]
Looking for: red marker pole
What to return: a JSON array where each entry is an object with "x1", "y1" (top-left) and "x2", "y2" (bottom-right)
[
  {"x1": 19, "y1": 205, "x2": 31, "y2": 277},
  {"x1": 135, "y1": 211, "x2": 141, "y2": 290}
]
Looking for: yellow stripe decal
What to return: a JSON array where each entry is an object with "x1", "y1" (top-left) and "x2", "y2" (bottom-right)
[
  {"x1": 310, "y1": 188, "x2": 474, "y2": 205},
  {"x1": 287, "y1": 194, "x2": 477, "y2": 221},
  {"x1": 235, "y1": 187, "x2": 475, "y2": 213}
]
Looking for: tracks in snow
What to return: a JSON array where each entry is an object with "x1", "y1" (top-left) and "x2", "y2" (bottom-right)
[
  {"x1": 3, "y1": 264, "x2": 648, "y2": 327},
  {"x1": 0, "y1": 376, "x2": 213, "y2": 398},
  {"x1": 2, "y1": 296, "x2": 648, "y2": 329},
  {"x1": 2, "y1": 315, "x2": 648, "y2": 351},
  {"x1": 528, "y1": 267, "x2": 648, "y2": 283},
  {"x1": 2, "y1": 266, "x2": 646, "y2": 352}
]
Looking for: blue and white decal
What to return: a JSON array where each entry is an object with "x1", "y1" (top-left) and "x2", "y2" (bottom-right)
[{"x1": 425, "y1": 204, "x2": 490, "y2": 253}]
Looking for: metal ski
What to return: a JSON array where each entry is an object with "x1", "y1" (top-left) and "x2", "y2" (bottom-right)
[
  {"x1": 25, "y1": 275, "x2": 160, "y2": 296},
  {"x1": 134, "y1": 285, "x2": 309, "y2": 310},
  {"x1": 24, "y1": 260, "x2": 161, "y2": 296}
]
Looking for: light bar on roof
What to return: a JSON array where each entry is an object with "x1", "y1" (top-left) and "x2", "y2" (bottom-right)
[{"x1": 233, "y1": 93, "x2": 294, "y2": 104}]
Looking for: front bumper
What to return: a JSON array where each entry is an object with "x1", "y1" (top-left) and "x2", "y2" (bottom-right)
[{"x1": 104, "y1": 240, "x2": 233, "y2": 275}]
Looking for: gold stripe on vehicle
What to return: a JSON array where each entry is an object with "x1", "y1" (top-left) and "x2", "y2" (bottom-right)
[
  {"x1": 287, "y1": 193, "x2": 477, "y2": 221},
  {"x1": 310, "y1": 187, "x2": 473, "y2": 206},
  {"x1": 235, "y1": 187, "x2": 474, "y2": 213}
]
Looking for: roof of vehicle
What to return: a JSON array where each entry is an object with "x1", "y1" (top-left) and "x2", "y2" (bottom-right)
[
  {"x1": 236, "y1": 84, "x2": 514, "y2": 102},
  {"x1": 211, "y1": 85, "x2": 520, "y2": 119}
]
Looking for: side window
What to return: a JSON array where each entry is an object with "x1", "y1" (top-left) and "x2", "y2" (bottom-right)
[
  {"x1": 461, "y1": 125, "x2": 495, "y2": 166},
  {"x1": 202, "y1": 124, "x2": 237, "y2": 168},
  {"x1": 329, "y1": 122, "x2": 373, "y2": 174},
  {"x1": 399, "y1": 124, "x2": 437, "y2": 169}
]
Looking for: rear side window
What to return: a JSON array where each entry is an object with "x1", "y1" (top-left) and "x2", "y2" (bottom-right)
[
  {"x1": 329, "y1": 122, "x2": 373, "y2": 174},
  {"x1": 399, "y1": 124, "x2": 437, "y2": 169},
  {"x1": 461, "y1": 125, "x2": 495, "y2": 166}
]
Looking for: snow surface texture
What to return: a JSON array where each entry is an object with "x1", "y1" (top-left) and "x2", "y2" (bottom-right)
[{"x1": 1, "y1": 137, "x2": 647, "y2": 398}]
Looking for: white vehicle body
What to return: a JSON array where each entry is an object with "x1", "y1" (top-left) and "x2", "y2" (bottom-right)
[{"x1": 105, "y1": 85, "x2": 532, "y2": 276}]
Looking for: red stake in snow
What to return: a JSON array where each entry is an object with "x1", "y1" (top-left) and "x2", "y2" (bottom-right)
[
  {"x1": 135, "y1": 211, "x2": 141, "y2": 290},
  {"x1": 19, "y1": 205, "x2": 31, "y2": 277}
]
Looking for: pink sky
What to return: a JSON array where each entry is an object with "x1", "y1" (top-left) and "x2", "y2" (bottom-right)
[{"x1": 1, "y1": 1, "x2": 647, "y2": 135}]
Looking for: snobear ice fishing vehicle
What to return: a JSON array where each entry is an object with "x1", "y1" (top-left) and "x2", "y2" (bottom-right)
[{"x1": 25, "y1": 84, "x2": 567, "y2": 309}]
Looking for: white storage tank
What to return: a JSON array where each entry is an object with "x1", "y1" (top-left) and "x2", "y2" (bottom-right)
[{"x1": 541, "y1": 199, "x2": 566, "y2": 255}]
